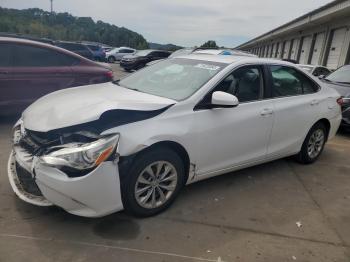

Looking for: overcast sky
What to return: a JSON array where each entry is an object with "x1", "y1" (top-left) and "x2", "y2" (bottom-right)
[{"x1": 1, "y1": 0, "x2": 332, "y2": 47}]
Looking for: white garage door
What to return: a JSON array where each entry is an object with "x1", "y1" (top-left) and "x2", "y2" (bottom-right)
[
  {"x1": 273, "y1": 43, "x2": 278, "y2": 57},
  {"x1": 266, "y1": 45, "x2": 271, "y2": 57},
  {"x1": 311, "y1": 32, "x2": 325, "y2": 65},
  {"x1": 283, "y1": 40, "x2": 291, "y2": 59},
  {"x1": 299, "y1": 36, "x2": 312, "y2": 64},
  {"x1": 270, "y1": 43, "x2": 276, "y2": 57},
  {"x1": 276, "y1": 43, "x2": 283, "y2": 58},
  {"x1": 326, "y1": 28, "x2": 347, "y2": 69},
  {"x1": 290, "y1": 38, "x2": 300, "y2": 60}
]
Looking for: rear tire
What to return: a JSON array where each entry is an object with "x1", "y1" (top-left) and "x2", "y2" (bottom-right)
[
  {"x1": 121, "y1": 147, "x2": 185, "y2": 217},
  {"x1": 108, "y1": 56, "x2": 116, "y2": 63},
  {"x1": 296, "y1": 122, "x2": 327, "y2": 164}
]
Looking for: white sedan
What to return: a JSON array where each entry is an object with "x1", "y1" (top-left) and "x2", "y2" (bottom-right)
[
  {"x1": 8, "y1": 55, "x2": 342, "y2": 217},
  {"x1": 106, "y1": 47, "x2": 136, "y2": 63}
]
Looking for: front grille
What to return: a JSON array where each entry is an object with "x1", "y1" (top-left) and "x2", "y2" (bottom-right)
[
  {"x1": 18, "y1": 130, "x2": 60, "y2": 156},
  {"x1": 15, "y1": 162, "x2": 43, "y2": 196},
  {"x1": 19, "y1": 135, "x2": 41, "y2": 155}
]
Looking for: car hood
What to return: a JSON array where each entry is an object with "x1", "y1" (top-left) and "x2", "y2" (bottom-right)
[{"x1": 22, "y1": 82, "x2": 176, "y2": 132}]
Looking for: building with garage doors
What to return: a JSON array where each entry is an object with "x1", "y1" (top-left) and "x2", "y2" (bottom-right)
[{"x1": 236, "y1": 0, "x2": 350, "y2": 70}]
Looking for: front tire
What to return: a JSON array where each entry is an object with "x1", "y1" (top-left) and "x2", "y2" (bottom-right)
[
  {"x1": 296, "y1": 122, "x2": 327, "y2": 164},
  {"x1": 121, "y1": 147, "x2": 185, "y2": 217}
]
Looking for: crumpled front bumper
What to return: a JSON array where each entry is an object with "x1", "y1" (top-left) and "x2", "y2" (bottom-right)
[{"x1": 8, "y1": 146, "x2": 124, "y2": 217}]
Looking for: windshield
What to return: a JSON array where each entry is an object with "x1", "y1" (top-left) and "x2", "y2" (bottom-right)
[
  {"x1": 118, "y1": 58, "x2": 227, "y2": 100},
  {"x1": 326, "y1": 66, "x2": 350, "y2": 83},
  {"x1": 135, "y1": 50, "x2": 153, "y2": 56}
]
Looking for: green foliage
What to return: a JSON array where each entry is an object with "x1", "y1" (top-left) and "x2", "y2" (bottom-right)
[
  {"x1": 200, "y1": 40, "x2": 218, "y2": 48},
  {"x1": 0, "y1": 7, "x2": 149, "y2": 49},
  {"x1": 148, "y1": 42, "x2": 182, "y2": 51}
]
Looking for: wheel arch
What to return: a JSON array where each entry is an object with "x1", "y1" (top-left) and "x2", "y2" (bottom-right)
[
  {"x1": 314, "y1": 118, "x2": 331, "y2": 141},
  {"x1": 118, "y1": 140, "x2": 192, "y2": 185}
]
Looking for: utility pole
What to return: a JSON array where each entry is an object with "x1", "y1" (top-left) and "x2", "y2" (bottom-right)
[{"x1": 50, "y1": 0, "x2": 53, "y2": 13}]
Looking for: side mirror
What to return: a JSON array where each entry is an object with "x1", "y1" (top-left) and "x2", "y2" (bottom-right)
[{"x1": 211, "y1": 91, "x2": 239, "y2": 108}]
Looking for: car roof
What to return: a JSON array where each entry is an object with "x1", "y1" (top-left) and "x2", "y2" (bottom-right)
[
  {"x1": 176, "y1": 53, "x2": 297, "y2": 66},
  {"x1": 0, "y1": 37, "x2": 103, "y2": 65},
  {"x1": 194, "y1": 49, "x2": 225, "y2": 55},
  {"x1": 298, "y1": 64, "x2": 318, "y2": 68}
]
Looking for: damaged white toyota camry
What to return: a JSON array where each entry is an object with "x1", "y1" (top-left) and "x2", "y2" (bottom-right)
[{"x1": 8, "y1": 54, "x2": 342, "y2": 217}]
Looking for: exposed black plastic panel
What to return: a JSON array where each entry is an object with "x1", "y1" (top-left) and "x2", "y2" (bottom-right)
[{"x1": 26, "y1": 105, "x2": 173, "y2": 139}]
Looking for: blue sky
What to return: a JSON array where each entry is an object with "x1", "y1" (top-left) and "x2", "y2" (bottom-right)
[{"x1": 1, "y1": 0, "x2": 332, "y2": 47}]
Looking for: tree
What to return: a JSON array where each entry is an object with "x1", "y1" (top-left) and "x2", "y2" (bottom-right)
[
  {"x1": 0, "y1": 7, "x2": 149, "y2": 49},
  {"x1": 200, "y1": 40, "x2": 218, "y2": 48}
]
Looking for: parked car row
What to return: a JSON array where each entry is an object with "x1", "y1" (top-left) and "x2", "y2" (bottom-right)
[{"x1": 0, "y1": 37, "x2": 113, "y2": 115}]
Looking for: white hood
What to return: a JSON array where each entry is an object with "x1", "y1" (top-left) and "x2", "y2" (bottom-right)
[{"x1": 22, "y1": 82, "x2": 176, "y2": 132}]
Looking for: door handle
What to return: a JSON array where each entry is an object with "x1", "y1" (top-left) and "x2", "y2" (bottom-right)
[
  {"x1": 310, "y1": 99, "x2": 319, "y2": 106},
  {"x1": 260, "y1": 108, "x2": 273, "y2": 116}
]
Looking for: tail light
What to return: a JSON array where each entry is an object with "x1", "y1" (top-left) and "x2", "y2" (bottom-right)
[
  {"x1": 105, "y1": 70, "x2": 113, "y2": 80},
  {"x1": 337, "y1": 97, "x2": 343, "y2": 106}
]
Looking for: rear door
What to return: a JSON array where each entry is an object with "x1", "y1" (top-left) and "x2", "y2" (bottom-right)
[
  {"x1": 266, "y1": 65, "x2": 321, "y2": 157},
  {"x1": 9, "y1": 44, "x2": 76, "y2": 110},
  {"x1": 117, "y1": 48, "x2": 134, "y2": 60}
]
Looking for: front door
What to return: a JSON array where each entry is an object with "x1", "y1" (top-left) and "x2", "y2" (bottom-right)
[{"x1": 193, "y1": 65, "x2": 274, "y2": 176}]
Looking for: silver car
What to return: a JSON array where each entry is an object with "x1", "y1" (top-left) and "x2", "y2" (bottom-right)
[{"x1": 106, "y1": 47, "x2": 136, "y2": 63}]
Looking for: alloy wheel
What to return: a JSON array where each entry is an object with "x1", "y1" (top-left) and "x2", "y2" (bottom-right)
[
  {"x1": 307, "y1": 129, "x2": 325, "y2": 159},
  {"x1": 134, "y1": 161, "x2": 178, "y2": 209}
]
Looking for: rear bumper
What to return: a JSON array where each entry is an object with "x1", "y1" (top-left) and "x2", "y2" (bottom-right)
[
  {"x1": 8, "y1": 148, "x2": 124, "y2": 217},
  {"x1": 341, "y1": 106, "x2": 350, "y2": 127},
  {"x1": 328, "y1": 113, "x2": 342, "y2": 139}
]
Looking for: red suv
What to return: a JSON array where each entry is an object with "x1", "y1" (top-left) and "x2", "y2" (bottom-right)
[{"x1": 0, "y1": 37, "x2": 114, "y2": 115}]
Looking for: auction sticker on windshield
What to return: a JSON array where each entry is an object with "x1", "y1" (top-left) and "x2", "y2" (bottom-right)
[{"x1": 194, "y1": 64, "x2": 221, "y2": 71}]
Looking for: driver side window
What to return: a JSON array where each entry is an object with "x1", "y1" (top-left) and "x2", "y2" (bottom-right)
[{"x1": 214, "y1": 66, "x2": 263, "y2": 103}]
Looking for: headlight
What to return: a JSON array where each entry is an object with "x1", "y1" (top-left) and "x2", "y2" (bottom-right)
[{"x1": 40, "y1": 134, "x2": 119, "y2": 170}]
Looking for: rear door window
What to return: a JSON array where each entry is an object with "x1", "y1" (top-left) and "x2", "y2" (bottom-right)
[
  {"x1": 13, "y1": 44, "x2": 79, "y2": 67},
  {"x1": 0, "y1": 43, "x2": 12, "y2": 66},
  {"x1": 269, "y1": 65, "x2": 319, "y2": 97}
]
